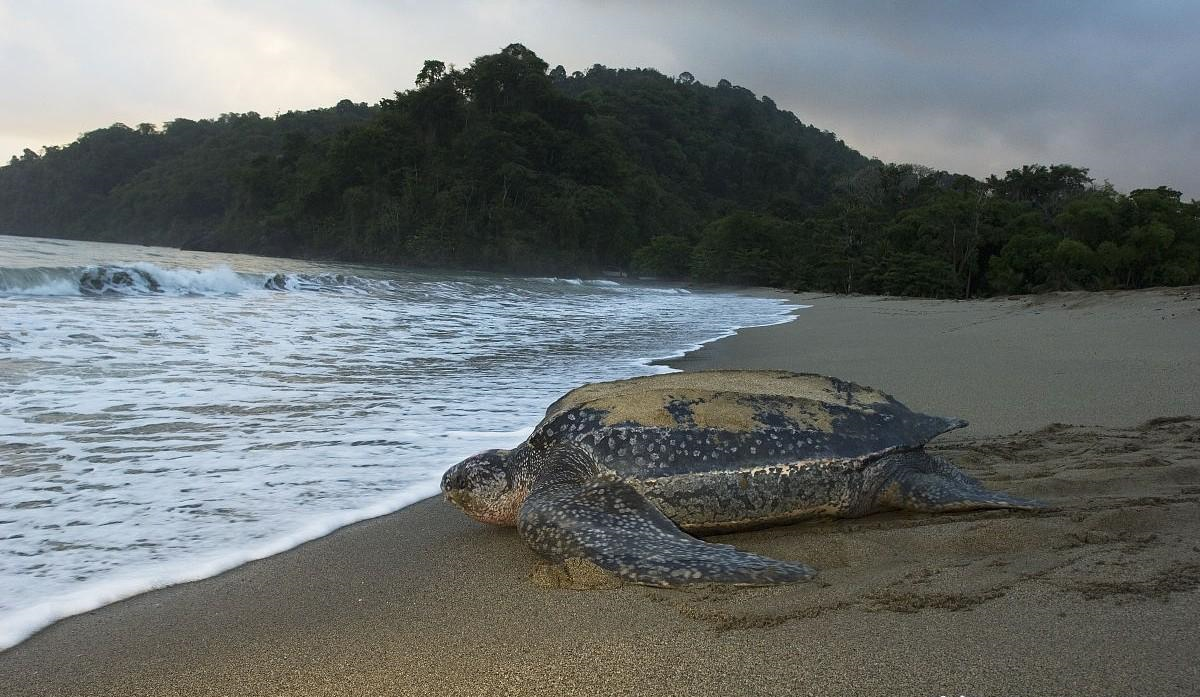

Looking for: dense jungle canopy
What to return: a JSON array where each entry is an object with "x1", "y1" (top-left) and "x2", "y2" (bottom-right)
[{"x1": 2, "y1": 44, "x2": 1197, "y2": 297}]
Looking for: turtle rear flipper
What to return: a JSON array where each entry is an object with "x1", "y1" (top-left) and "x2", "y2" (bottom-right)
[
  {"x1": 879, "y1": 452, "x2": 1045, "y2": 512},
  {"x1": 517, "y1": 446, "x2": 814, "y2": 587}
]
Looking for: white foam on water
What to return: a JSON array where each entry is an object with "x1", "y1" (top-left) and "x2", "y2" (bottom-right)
[
  {"x1": 0, "y1": 234, "x2": 802, "y2": 651},
  {"x1": 1, "y1": 278, "x2": 80, "y2": 297},
  {"x1": 528, "y1": 276, "x2": 618, "y2": 287},
  {"x1": 126, "y1": 262, "x2": 257, "y2": 295},
  {"x1": 0, "y1": 481, "x2": 441, "y2": 651},
  {"x1": 442, "y1": 427, "x2": 536, "y2": 441}
]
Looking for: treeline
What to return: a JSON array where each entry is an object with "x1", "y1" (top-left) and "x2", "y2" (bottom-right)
[
  {"x1": 1, "y1": 44, "x2": 1196, "y2": 297},
  {"x1": 669, "y1": 165, "x2": 1199, "y2": 297}
]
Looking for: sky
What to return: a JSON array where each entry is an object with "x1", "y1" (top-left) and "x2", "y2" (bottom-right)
[{"x1": 2, "y1": 1, "x2": 1197, "y2": 198}]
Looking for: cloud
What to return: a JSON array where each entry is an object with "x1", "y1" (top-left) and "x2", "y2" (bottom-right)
[{"x1": 1, "y1": 1, "x2": 1196, "y2": 197}]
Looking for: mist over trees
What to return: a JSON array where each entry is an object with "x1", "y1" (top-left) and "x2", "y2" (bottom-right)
[{"x1": 1, "y1": 44, "x2": 1196, "y2": 297}]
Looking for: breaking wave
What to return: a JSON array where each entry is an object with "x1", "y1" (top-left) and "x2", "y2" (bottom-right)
[
  {"x1": 0, "y1": 265, "x2": 648, "y2": 299},
  {"x1": 0, "y1": 263, "x2": 264, "y2": 297},
  {"x1": 529, "y1": 277, "x2": 626, "y2": 287}
]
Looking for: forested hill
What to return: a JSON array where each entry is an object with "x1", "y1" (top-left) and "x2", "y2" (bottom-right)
[
  {"x1": 0, "y1": 45, "x2": 865, "y2": 272},
  {"x1": 2, "y1": 44, "x2": 1198, "y2": 297}
]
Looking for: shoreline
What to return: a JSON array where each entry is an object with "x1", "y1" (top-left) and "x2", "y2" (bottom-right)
[
  {"x1": 3, "y1": 286, "x2": 1199, "y2": 696},
  {"x1": 647, "y1": 288, "x2": 807, "y2": 371},
  {"x1": 0, "y1": 284, "x2": 798, "y2": 653}
]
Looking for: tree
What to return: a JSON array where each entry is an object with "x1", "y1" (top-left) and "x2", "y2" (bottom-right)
[
  {"x1": 415, "y1": 60, "x2": 447, "y2": 87},
  {"x1": 691, "y1": 212, "x2": 796, "y2": 285},
  {"x1": 632, "y1": 235, "x2": 694, "y2": 278},
  {"x1": 988, "y1": 164, "x2": 1092, "y2": 219},
  {"x1": 1054, "y1": 191, "x2": 1118, "y2": 248},
  {"x1": 461, "y1": 44, "x2": 551, "y2": 113}
]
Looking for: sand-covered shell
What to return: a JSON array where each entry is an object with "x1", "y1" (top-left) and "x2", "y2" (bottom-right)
[{"x1": 536, "y1": 370, "x2": 964, "y2": 478}]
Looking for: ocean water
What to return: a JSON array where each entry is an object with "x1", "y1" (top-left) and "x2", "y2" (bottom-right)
[{"x1": 0, "y1": 234, "x2": 799, "y2": 650}]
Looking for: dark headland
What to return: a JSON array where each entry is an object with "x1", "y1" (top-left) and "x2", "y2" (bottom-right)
[{"x1": 2, "y1": 286, "x2": 1198, "y2": 696}]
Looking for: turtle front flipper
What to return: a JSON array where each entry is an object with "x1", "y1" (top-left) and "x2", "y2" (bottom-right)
[{"x1": 517, "y1": 445, "x2": 815, "y2": 587}]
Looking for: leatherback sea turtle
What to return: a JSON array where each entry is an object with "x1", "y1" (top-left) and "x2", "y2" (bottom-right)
[{"x1": 441, "y1": 370, "x2": 1040, "y2": 586}]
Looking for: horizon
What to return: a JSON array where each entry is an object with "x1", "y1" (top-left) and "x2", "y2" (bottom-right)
[{"x1": 1, "y1": 2, "x2": 1197, "y2": 199}]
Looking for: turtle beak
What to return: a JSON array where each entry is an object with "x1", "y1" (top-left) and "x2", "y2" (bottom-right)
[{"x1": 442, "y1": 487, "x2": 469, "y2": 512}]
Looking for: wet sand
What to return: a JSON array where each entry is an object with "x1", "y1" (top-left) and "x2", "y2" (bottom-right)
[{"x1": 3, "y1": 287, "x2": 1199, "y2": 696}]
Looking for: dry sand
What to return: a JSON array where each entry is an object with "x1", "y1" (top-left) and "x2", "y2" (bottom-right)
[{"x1": 2, "y1": 287, "x2": 1198, "y2": 696}]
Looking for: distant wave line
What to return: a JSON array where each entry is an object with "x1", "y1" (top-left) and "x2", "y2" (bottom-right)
[{"x1": 0, "y1": 264, "x2": 647, "y2": 298}]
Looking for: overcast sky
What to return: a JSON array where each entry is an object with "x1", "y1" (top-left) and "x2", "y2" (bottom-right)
[{"x1": 2, "y1": 1, "x2": 1197, "y2": 198}]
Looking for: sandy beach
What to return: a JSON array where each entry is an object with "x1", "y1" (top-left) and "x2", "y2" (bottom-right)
[{"x1": 3, "y1": 287, "x2": 1198, "y2": 696}]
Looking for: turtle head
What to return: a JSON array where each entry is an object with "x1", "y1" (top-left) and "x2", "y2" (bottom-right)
[{"x1": 441, "y1": 448, "x2": 527, "y2": 526}]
